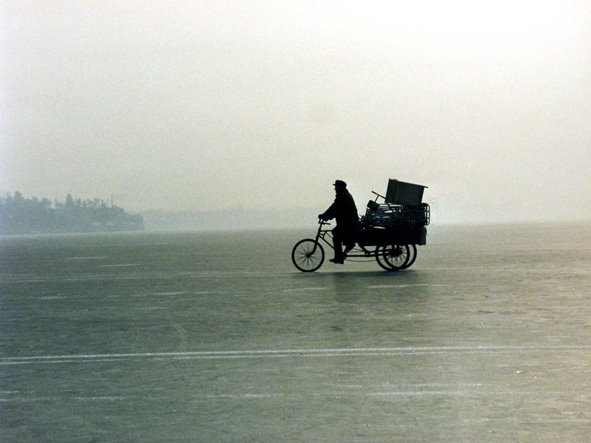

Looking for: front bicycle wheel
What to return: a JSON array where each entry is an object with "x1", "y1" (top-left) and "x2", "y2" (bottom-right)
[
  {"x1": 291, "y1": 239, "x2": 325, "y2": 272},
  {"x1": 377, "y1": 244, "x2": 410, "y2": 271}
]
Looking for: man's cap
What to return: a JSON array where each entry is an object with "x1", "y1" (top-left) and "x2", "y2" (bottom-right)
[{"x1": 333, "y1": 180, "x2": 347, "y2": 187}]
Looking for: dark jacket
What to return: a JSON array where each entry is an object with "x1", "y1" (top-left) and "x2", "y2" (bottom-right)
[{"x1": 321, "y1": 189, "x2": 359, "y2": 229}]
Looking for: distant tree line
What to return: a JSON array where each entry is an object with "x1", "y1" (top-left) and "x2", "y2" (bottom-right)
[{"x1": 0, "y1": 192, "x2": 144, "y2": 234}]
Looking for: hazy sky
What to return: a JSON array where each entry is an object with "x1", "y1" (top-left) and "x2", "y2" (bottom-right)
[{"x1": 2, "y1": 0, "x2": 590, "y2": 223}]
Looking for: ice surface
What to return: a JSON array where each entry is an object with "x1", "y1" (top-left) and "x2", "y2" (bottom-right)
[{"x1": 1, "y1": 223, "x2": 590, "y2": 441}]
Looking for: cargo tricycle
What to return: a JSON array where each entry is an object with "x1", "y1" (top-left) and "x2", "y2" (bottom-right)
[{"x1": 291, "y1": 179, "x2": 430, "y2": 272}]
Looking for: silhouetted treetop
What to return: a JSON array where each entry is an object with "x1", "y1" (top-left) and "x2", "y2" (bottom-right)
[{"x1": 0, "y1": 192, "x2": 144, "y2": 234}]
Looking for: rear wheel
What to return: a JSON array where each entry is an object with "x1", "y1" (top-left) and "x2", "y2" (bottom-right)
[
  {"x1": 375, "y1": 246, "x2": 392, "y2": 271},
  {"x1": 291, "y1": 239, "x2": 325, "y2": 272},
  {"x1": 400, "y1": 244, "x2": 418, "y2": 269},
  {"x1": 377, "y1": 244, "x2": 410, "y2": 271}
]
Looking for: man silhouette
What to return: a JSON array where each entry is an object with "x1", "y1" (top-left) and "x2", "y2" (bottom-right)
[{"x1": 319, "y1": 180, "x2": 359, "y2": 264}]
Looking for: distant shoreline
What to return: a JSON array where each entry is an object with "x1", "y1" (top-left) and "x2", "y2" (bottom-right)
[
  {"x1": 1, "y1": 219, "x2": 589, "y2": 238},
  {"x1": 0, "y1": 192, "x2": 144, "y2": 235}
]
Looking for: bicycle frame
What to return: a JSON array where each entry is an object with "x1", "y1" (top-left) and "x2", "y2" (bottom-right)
[
  {"x1": 314, "y1": 221, "x2": 377, "y2": 260},
  {"x1": 292, "y1": 220, "x2": 417, "y2": 272}
]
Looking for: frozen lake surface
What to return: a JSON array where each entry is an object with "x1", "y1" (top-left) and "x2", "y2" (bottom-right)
[{"x1": 1, "y1": 223, "x2": 591, "y2": 441}]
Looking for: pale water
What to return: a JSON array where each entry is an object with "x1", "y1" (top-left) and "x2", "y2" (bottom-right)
[{"x1": 1, "y1": 223, "x2": 590, "y2": 441}]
